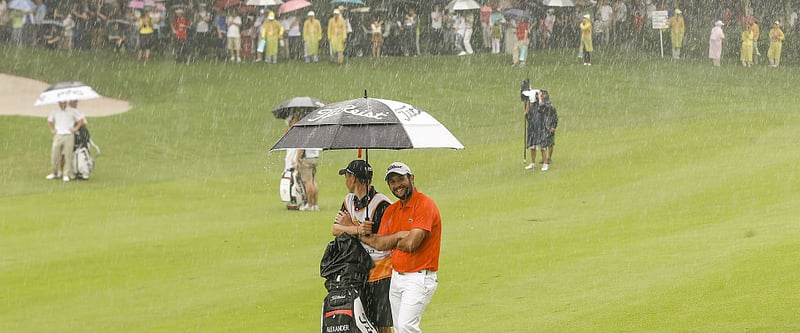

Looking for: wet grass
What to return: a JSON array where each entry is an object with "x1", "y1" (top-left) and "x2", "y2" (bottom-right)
[{"x1": 1, "y1": 45, "x2": 799, "y2": 332}]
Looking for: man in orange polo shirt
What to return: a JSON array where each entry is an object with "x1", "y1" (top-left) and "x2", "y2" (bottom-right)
[{"x1": 359, "y1": 162, "x2": 441, "y2": 333}]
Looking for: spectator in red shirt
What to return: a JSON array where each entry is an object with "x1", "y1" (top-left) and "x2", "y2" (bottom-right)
[
  {"x1": 171, "y1": 9, "x2": 191, "y2": 63},
  {"x1": 513, "y1": 18, "x2": 529, "y2": 67}
]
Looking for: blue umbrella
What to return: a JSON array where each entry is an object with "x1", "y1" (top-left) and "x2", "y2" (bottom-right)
[
  {"x1": 504, "y1": 8, "x2": 530, "y2": 20},
  {"x1": 8, "y1": 0, "x2": 36, "y2": 11}
]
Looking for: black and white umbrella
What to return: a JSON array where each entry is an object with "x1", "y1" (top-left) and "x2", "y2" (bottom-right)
[
  {"x1": 271, "y1": 96, "x2": 326, "y2": 120},
  {"x1": 270, "y1": 96, "x2": 464, "y2": 152},
  {"x1": 34, "y1": 81, "x2": 101, "y2": 106}
]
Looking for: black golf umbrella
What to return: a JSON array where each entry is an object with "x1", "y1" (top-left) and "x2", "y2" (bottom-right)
[
  {"x1": 271, "y1": 96, "x2": 326, "y2": 120},
  {"x1": 269, "y1": 96, "x2": 464, "y2": 152}
]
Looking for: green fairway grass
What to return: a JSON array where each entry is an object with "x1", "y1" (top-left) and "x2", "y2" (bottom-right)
[{"x1": 1, "y1": 45, "x2": 798, "y2": 332}]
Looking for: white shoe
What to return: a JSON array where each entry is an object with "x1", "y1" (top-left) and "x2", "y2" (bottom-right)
[
  {"x1": 541, "y1": 164, "x2": 549, "y2": 171},
  {"x1": 237, "y1": 57, "x2": 242, "y2": 63},
  {"x1": 311, "y1": 205, "x2": 319, "y2": 211},
  {"x1": 299, "y1": 204, "x2": 310, "y2": 211},
  {"x1": 62, "y1": 176, "x2": 70, "y2": 182},
  {"x1": 458, "y1": 51, "x2": 467, "y2": 56},
  {"x1": 524, "y1": 163, "x2": 536, "y2": 170},
  {"x1": 229, "y1": 56, "x2": 235, "y2": 61},
  {"x1": 46, "y1": 173, "x2": 57, "y2": 180}
]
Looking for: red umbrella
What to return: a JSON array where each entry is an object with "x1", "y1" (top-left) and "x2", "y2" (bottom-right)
[
  {"x1": 214, "y1": 0, "x2": 243, "y2": 10},
  {"x1": 278, "y1": 0, "x2": 311, "y2": 14}
]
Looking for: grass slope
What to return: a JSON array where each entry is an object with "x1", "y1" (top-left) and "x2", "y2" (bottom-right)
[{"x1": 1, "y1": 45, "x2": 798, "y2": 333}]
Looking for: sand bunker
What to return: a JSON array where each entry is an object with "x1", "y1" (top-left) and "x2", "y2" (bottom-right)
[{"x1": 0, "y1": 74, "x2": 132, "y2": 118}]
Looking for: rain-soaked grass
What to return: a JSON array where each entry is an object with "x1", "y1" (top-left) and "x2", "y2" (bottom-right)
[{"x1": 1, "y1": 44, "x2": 799, "y2": 332}]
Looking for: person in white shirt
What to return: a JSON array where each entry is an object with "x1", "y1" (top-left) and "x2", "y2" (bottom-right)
[
  {"x1": 430, "y1": 4, "x2": 443, "y2": 55},
  {"x1": 46, "y1": 101, "x2": 85, "y2": 182},
  {"x1": 226, "y1": 10, "x2": 242, "y2": 62},
  {"x1": 613, "y1": 0, "x2": 627, "y2": 43},
  {"x1": 194, "y1": 3, "x2": 211, "y2": 57},
  {"x1": 597, "y1": 0, "x2": 613, "y2": 46}
]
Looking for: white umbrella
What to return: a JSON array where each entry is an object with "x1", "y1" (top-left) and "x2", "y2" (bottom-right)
[
  {"x1": 8, "y1": 0, "x2": 36, "y2": 11},
  {"x1": 245, "y1": 0, "x2": 282, "y2": 6},
  {"x1": 543, "y1": 0, "x2": 575, "y2": 7},
  {"x1": 34, "y1": 81, "x2": 101, "y2": 106},
  {"x1": 445, "y1": 0, "x2": 480, "y2": 11}
]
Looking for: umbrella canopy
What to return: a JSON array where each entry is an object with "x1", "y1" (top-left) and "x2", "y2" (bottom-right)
[
  {"x1": 213, "y1": 0, "x2": 243, "y2": 9},
  {"x1": 271, "y1": 96, "x2": 326, "y2": 119},
  {"x1": 129, "y1": 0, "x2": 166, "y2": 10},
  {"x1": 34, "y1": 82, "x2": 102, "y2": 106},
  {"x1": 543, "y1": 0, "x2": 575, "y2": 7},
  {"x1": 8, "y1": 0, "x2": 35, "y2": 11},
  {"x1": 246, "y1": 0, "x2": 282, "y2": 6},
  {"x1": 445, "y1": 0, "x2": 480, "y2": 11},
  {"x1": 331, "y1": 0, "x2": 365, "y2": 5},
  {"x1": 270, "y1": 96, "x2": 464, "y2": 151},
  {"x1": 504, "y1": 8, "x2": 530, "y2": 20},
  {"x1": 277, "y1": 0, "x2": 310, "y2": 14},
  {"x1": 108, "y1": 18, "x2": 132, "y2": 25},
  {"x1": 42, "y1": 19, "x2": 64, "y2": 27}
]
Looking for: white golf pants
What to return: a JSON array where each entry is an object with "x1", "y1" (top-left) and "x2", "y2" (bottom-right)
[{"x1": 390, "y1": 270, "x2": 438, "y2": 333}]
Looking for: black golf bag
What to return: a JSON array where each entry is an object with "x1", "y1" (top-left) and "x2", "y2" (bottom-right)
[
  {"x1": 320, "y1": 233, "x2": 377, "y2": 333},
  {"x1": 279, "y1": 168, "x2": 307, "y2": 210},
  {"x1": 73, "y1": 126, "x2": 100, "y2": 180}
]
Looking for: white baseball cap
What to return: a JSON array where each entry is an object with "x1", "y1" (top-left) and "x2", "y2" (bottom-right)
[{"x1": 385, "y1": 162, "x2": 412, "y2": 181}]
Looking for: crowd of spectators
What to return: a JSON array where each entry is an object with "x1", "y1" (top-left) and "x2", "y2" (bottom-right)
[{"x1": 0, "y1": 0, "x2": 797, "y2": 65}]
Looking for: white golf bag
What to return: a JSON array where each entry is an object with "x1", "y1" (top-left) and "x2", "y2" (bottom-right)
[
  {"x1": 72, "y1": 126, "x2": 100, "y2": 180},
  {"x1": 72, "y1": 147, "x2": 94, "y2": 180},
  {"x1": 279, "y1": 168, "x2": 307, "y2": 210}
]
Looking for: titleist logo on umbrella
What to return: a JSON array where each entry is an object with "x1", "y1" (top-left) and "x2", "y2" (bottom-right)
[
  {"x1": 393, "y1": 105, "x2": 422, "y2": 121},
  {"x1": 308, "y1": 104, "x2": 388, "y2": 122}
]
